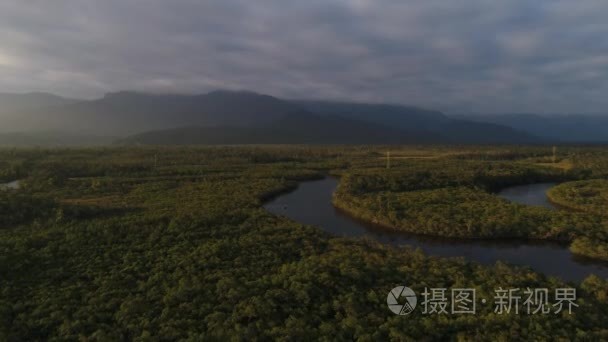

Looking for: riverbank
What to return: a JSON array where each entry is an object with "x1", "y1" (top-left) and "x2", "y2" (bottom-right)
[
  {"x1": 265, "y1": 176, "x2": 608, "y2": 282},
  {"x1": 332, "y1": 174, "x2": 608, "y2": 262},
  {"x1": 546, "y1": 179, "x2": 608, "y2": 214}
]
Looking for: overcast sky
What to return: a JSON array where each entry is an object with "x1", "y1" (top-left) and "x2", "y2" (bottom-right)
[{"x1": 1, "y1": 1, "x2": 607, "y2": 113}]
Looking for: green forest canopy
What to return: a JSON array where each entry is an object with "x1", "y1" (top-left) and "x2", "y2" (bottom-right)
[{"x1": 1, "y1": 145, "x2": 608, "y2": 340}]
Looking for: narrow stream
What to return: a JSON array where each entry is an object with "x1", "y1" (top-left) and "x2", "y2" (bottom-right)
[{"x1": 264, "y1": 178, "x2": 608, "y2": 282}]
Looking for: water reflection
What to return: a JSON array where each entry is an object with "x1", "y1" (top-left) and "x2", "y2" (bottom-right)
[
  {"x1": 264, "y1": 178, "x2": 608, "y2": 282},
  {"x1": 497, "y1": 183, "x2": 556, "y2": 209}
]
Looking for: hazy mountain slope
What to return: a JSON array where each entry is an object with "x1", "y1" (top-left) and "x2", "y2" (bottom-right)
[
  {"x1": 0, "y1": 92, "x2": 76, "y2": 114},
  {"x1": 0, "y1": 91, "x2": 300, "y2": 135},
  {"x1": 0, "y1": 90, "x2": 538, "y2": 144},
  {"x1": 438, "y1": 120, "x2": 537, "y2": 144},
  {"x1": 118, "y1": 113, "x2": 439, "y2": 145},
  {"x1": 295, "y1": 100, "x2": 537, "y2": 144},
  {"x1": 458, "y1": 113, "x2": 608, "y2": 142},
  {"x1": 0, "y1": 131, "x2": 114, "y2": 146},
  {"x1": 292, "y1": 100, "x2": 450, "y2": 129}
]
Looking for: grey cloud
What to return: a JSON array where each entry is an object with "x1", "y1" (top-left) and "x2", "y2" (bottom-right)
[{"x1": 0, "y1": 0, "x2": 608, "y2": 113}]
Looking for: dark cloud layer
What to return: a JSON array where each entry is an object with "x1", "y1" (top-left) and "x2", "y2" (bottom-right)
[{"x1": 1, "y1": 0, "x2": 608, "y2": 113}]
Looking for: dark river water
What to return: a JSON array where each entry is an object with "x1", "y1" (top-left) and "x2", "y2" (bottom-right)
[
  {"x1": 497, "y1": 182, "x2": 557, "y2": 209},
  {"x1": 264, "y1": 178, "x2": 608, "y2": 283}
]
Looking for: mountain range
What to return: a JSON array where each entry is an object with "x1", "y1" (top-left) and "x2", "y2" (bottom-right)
[
  {"x1": 0, "y1": 90, "x2": 603, "y2": 145},
  {"x1": 457, "y1": 113, "x2": 608, "y2": 142}
]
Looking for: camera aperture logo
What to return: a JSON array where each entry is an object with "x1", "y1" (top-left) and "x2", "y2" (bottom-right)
[
  {"x1": 387, "y1": 286, "x2": 417, "y2": 315},
  {"x1": 387, "y1": 286, "x2": 578, "y2": 316}
]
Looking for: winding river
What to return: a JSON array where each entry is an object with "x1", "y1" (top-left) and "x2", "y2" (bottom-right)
[{"x1": 264, "y1": 178, "x2": 608, "y2": 282}]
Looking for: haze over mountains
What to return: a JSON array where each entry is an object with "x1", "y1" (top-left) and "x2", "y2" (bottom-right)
[
  {"x1": 458, "y1": 114, "x2": 608, "y2": 143},
  {"x1": 0, "y1": 90, "x2": 605, "y2": 145}
]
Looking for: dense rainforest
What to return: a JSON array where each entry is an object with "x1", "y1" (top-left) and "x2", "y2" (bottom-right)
[
  {"x1": 1, "y1": 146, "x2": 608, "y2": 340},
  {"x1": 547, "y1": 179, "x2": 608, "y2": 215},
  {"x1": 333, "y1": 149, "x2": 608, "y2": 261}
]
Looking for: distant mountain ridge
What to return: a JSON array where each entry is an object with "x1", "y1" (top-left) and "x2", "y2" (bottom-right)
[
  {"x1": 292, "y1": 100, "x2": 450, "y2": 128},
  {"x1": 117, "y1": 115, "x2": 437, "y2": 145},
  {"x1": 0, "y1": 92, "x2": 76, "y2": 113},
  {"x1": 458, "y1": 113, "x2": 608, "y2": 142},
  {"x1": 0, "y1": 90, "x2": 538, "y2": 145},
  {"x1": 0, "y1": 90, "x2": 299, "y2": 136},
  {"x1": 0, "y1": 131, "x2": 114, "y2": 146},
  {"x1": 293, "y1": 100, "x2": 536, "y2": 144}
]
